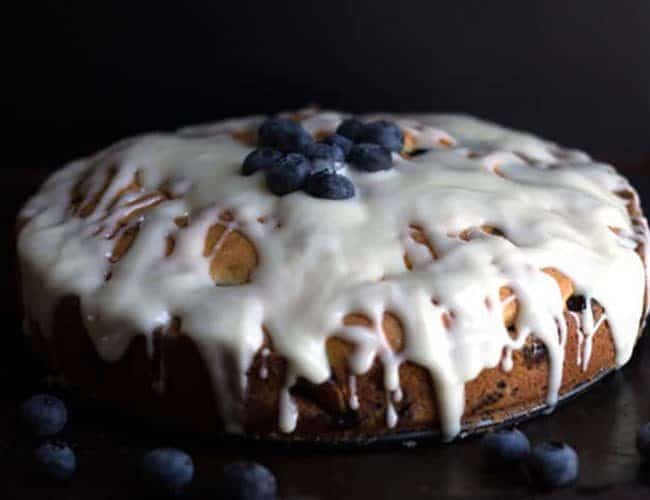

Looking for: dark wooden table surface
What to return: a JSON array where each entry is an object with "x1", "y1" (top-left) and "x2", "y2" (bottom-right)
[{"x1": 1, "y1": 155, "x2": 649, "y2": 499}]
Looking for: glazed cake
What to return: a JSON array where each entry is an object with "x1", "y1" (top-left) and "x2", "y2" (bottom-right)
[{"x1": 16, "y1": 109, "x2": 649, "y2": 442}]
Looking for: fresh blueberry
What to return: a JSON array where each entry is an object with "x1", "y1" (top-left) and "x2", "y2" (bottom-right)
[
  {"x1": 34, "y1": 441, "x2": 76, "y2": 481},
  {"x1": 321, "y1": 134, "x2": 353, "y2": 156},
  {"x1": 302, "y1": 142, "x2": 345, "y2": 172},
  {"x1": 218, "y1": 462, "x2": 277, "y2": 500},
  {"x1": 305, "y1": 172, "x2": 355, "y2": 200},
  {"x1": 140, "y1": 448, "x2": 194, "y2": 496},
  {"x1": 266, "y1": 153, "x2": 312, "y2": 195},
  {"x1": 566, "y1": 295, "x2": 587, "y2": 311},
  {"x1": 357, "y1": 120, "x2": 404, "y2": 152},
  {"x1": 348, "y1": 143, "x2": 393, "y2": 172},
  {"x1": 335, "y1": 118, "x2": 365, "y2": 141},
  {"x1": 242, "y1": 148, "x2": 283, "y2": 176},
  {"x1": 302, "y1": 142, "x2": 345, "y2": 162},
  {"x1": 637, "y1": 422, "x2": 650, "y2": 460},
  {"x1": 20, "y1": 394, "x2": 67, "y2": 437},
  {"x1": 258, "y1": 117, "x2": 313, "y2": 153},
  {"x1": 526, "y1": 441, "x2": 579, "y2": 489},
  {"x1": 481, "y1": 428, "x2": 531, "y2": 467}
]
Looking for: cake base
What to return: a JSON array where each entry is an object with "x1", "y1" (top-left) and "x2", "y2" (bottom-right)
[{"x1": 24, "y1": 293, "x2": 625, "y2": 444}]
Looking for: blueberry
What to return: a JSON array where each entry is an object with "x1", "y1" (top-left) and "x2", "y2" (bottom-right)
[
  {"x1": 357, "y1": 120, "x2": 404, "y2": 152},
  {"x1": 20, "y1": 394, "x2": 67, "y2": 437},
  {"x1": 141, "y1": 448, "x2": 194, "y2": 496},
  {"x1": 348, "y1": 143, "x2": 393, "y2": 172},
  {"x1": 218, "y1": 462, "x2": 277, "y2": 500},
  {"x1": 481, "y1": 428, "x2": 531, "y2": 467},
  {"x1": 302, "y1": 142, "x2": 345, "y2": 172},
  {"x1": 637, "y1": 422, "x2": 650, "y2": 460},
  {"x1": 305, "y1": 172, "x2": 355, "y2": 200},
  {"x1": 34, "y1": 441, "x2": 76, "y2": 481},
  {"x1": 526, "y1": 441, "x2": 579, "y2": 489},
  {"x1": 302, "y1": 142, "x2": 345, "y2": 163},
  {"x1": 242, "y1": 148, "x2": 283, "y2": 176},
  {"x1": 335, "y1": 118, "x2": 365, "y2": 141},
  {"x1": 566, "y1": 295, "x2": 587, "y2": 311},
  {"x1": 258, "y1": 117, "x2": 313, "y2": 153},
  {"x1": 321, "y1": 134, "x2": 353, "y2": 156},
  {"x1": 266, "y1": 153, "x2": 312, "y2": 195}
]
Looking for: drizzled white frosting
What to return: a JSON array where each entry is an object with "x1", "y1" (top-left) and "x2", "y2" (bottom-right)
[{"x1": 18, "y1": 111, "x2": 649, "y2": 439}]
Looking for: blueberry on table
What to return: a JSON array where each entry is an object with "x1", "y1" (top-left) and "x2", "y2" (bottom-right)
[
  {"x1": 34, "y1": 441, "x2": 76, "y2": 481},
  {"x1": 219, "y1": 462, "x2": 277, "y2": 500},
  {"x1": 638, "y1": 422, "x2": 650, "y2": 460},
  {"x1": 20, "y1": 394, "x2": 67, "y2": 437},
  {"x1": 321, "y1": 134, "x2": 353, "y2": 156},
  {"x1": 526, "y1": 441, "x2": 579, "y2": 489},
  {"x1": 305, "y1": 171, "x2": 355, "y2": 200},
  {"x1": 348, "y1": 143, "x2": 393, "y2": 172},
  {"x1": 257, "y1": 117, "x2": 313, "y2": 153},
  {"x1": 357, "y1": 120, "x2": 404, "y2": 152},
  {"x1": 140, "y1": 448, "x2": 194, "y2": 496},
  {"x1": 242, "y1": 148, "x2": 283, "y2": 176},
  {"x1": 481, "y1": 428, "x2": 531, "y2": 467},
  {"x1": 266, "y1": 153, "x2": 312, "y2": 195},
  {"x1": 335, "y1": 118, "x2": 365, "y2": 141}
]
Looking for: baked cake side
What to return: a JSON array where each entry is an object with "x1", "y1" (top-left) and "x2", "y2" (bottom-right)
[{"x1": 16, "y1": 110, "x2": 649, "y2": 441}]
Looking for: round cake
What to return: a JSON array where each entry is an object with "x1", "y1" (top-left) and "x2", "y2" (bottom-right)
[{"x1": 16, "y1": 109, "x2": 649, "y2": 443}]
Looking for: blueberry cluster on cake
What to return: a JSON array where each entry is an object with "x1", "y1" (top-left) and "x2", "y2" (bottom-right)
[{"x1": 16, "y1": 108, "x2": 649, "y2": 442}]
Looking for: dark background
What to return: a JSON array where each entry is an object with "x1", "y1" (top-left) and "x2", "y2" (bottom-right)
[
  {"x1": 8, "y1": 0, "x2": 650, "y2": 172},
  {"x1": 3, "y1": 2, "x2": 650, "y2": 498}
]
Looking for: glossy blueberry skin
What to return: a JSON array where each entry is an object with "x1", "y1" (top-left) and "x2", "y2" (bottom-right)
[
  {"x1": 20, "y1": 394, "x2": 67, "y2": 437},
  {"x1": 321, "y1": 134, "x2": 353, "y2": 156},
  {"x1": 257, "y1": 117, "x2": 313, "y2": 153},
  {"x1": 242, "y1": 148, "x2": 283, "y2": 176},
  {"x1": 302, "y1": 142, "x2": 345, "y2": 163},
  {"x1": 638, "y1": 422, "x2": 650, "y2": 460},
  {"x1": 34, "y1": 441, "x2": 76, "y2": 481},
  {"x1": 266, "y1": 153, "x2": 312, "y2": 195},
  {"x1": 357, "y1": 120, "x2": 404, "y2": 152},
  {"x1": 219, "y1": 462, "x2": 277, "y2": 500},
  {"x1": 526, "y1": 441, "x2": 579, "y2": 489},
  {"x1": 566, "y1": 295, "x2": 587, "y2": 311},
  {"x1": 335, "y1": 118, "x2": 365, "y2": 141},
  {"x1": 305, "y1": 172, "x2": 355, "y2": 200},
  {"x1": 141, "y1": 448, "x2": 194, "y2": 496},
  {"x1": 348, "y1": 143, "x2": 393, "y2": 172},
  {"x1": 481, "y1": 428, "x2": 531, "y2": 467},
  {"x1": 302, "y1": 142, "x2": 345, "y2": 173}
]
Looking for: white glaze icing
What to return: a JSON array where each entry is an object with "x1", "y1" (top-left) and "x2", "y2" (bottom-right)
[
  {"x1": 348, "y1": 375, "x2": 359, "y2": 410},
  {"x1": 259, "y1": 347, "x2": 270, "y2": 380},
  {"x1": 386, "y1": 393, "x2": 398, "y2": 429},
  {"x1": 17, "y1": 110, "x2": 649, "y2": 440}
]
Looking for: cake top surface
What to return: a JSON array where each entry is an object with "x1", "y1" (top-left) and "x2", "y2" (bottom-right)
[{"x1": 18, "y1": 109, "x2": 649, "y2": 438}]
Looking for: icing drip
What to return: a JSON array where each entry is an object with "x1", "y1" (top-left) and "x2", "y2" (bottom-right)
[
  {"x1": 386, "y1": 392, "x2": 398, "y2": 428},
  {"x1": 572, "y1": 300, "x2": 608, "y2": 372},
  {"x1": 500, "y1": 347, "x2": 514, "y2": 372},
  {"x1": 570, "y1": 311, "x2": 584, "y2": 367},
  {"x1": 259, "y1": 347, "x2": 270, "y2": 380},
  {"x1": 583, "y1": 314, "x2": 607, "y2": 371},
  {"x1": 279, "y1": 372, "x2": 298, "y2": 433},
  {"x1": 348, "y1": 375, "x2": 359, "y2": 410},
  {"x1": 17, "y1": 111, "x2": 649, "y2": 440}
]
